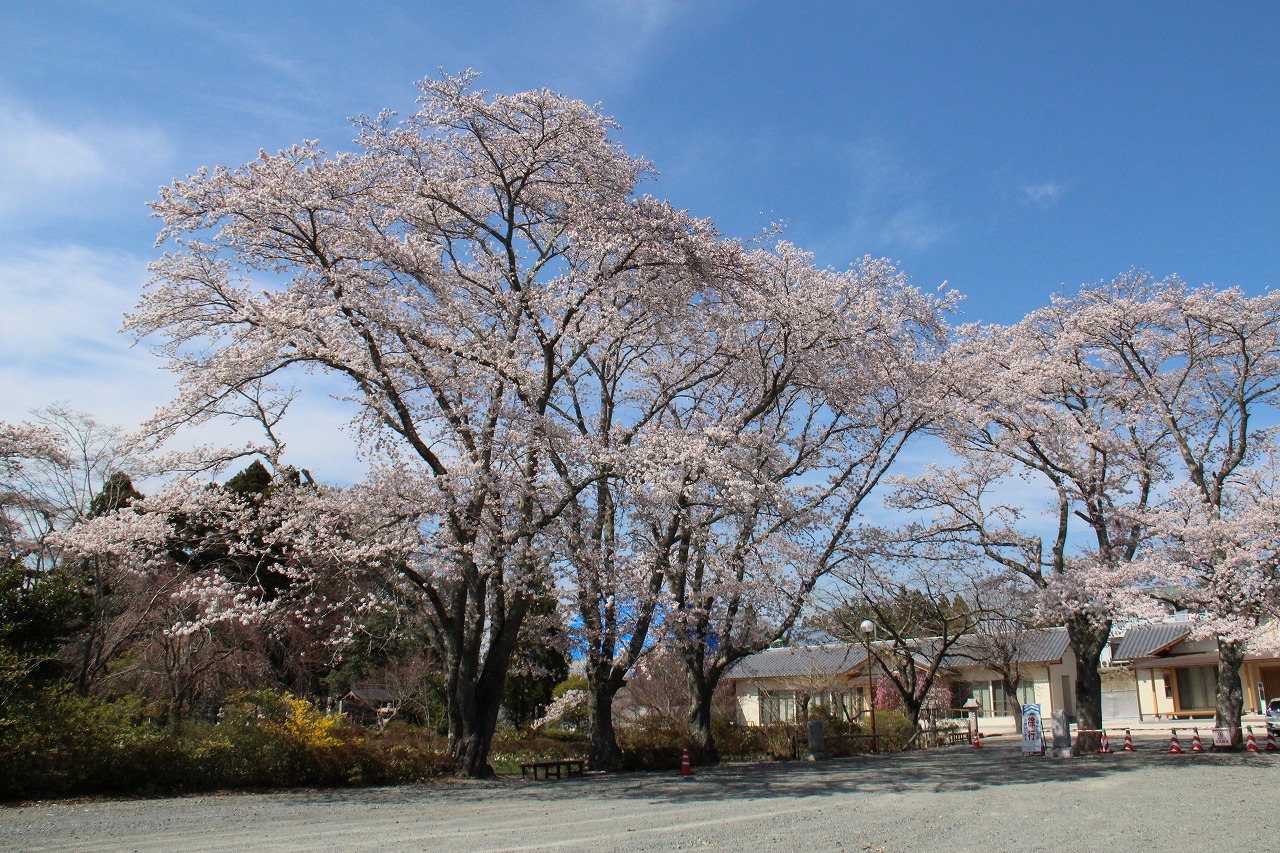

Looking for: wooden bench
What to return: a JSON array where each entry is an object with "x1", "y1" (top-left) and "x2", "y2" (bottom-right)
[
  {"x1": 825, "y1": 733, "x2": 884, "y2": 753},
  {"x1": 519, "y1": 759, "x2": 585, "y2": 780}
]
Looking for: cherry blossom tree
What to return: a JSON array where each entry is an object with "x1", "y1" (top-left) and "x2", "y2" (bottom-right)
[
  {"x1": 949, "y1": 574, "x2": 1042, "y2": 732},
  {"x1": 1, "y1": 406, "x2": 137, "y2": 573},
  {"x1": 1137, "y1": 472, "x2": 1280, "y2": 682},
  {"x1": 893, "y1": 295, "x2": 1168, "y2": 749},
  {"x1": 823, "y1": 548, "x2": 988, "y2": 726},
  {"x1": 644, "y1": 246, "x2": 954, "y2": 761},
  {"x1": 538, "y1": 244, "x2": 744, "y2": 769},
  {"x1": 1, "y1": 409, "x2": 151, "y2": 698},
  {"x1": 1072, "y1": 273, "x2": 1280, "y2": 741},
  {"x1": 130, "y1": 73, "x2": 731, "y2": 775}
]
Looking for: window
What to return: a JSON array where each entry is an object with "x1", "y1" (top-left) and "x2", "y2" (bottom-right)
[
  {"x1": 1174, "y1": 667, "x2": 1217, "y2": 711},
  {"x1": 817, "y1": 691, "x2": 857, "y2": 721},
  {"x1": 990, "y1": 681, "x2": 1016, "y2": 715},
  {"x1": 760, "y1": 691, "x2": 797, "y2": 724}
]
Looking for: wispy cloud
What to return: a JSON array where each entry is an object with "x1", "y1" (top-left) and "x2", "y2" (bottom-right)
[
  {"x1": 512, "y1": 0, "x2": 695, "y2": 92},
  {"x1": 0, "y1": 103, "x2": 169, "y2": 224},
  {"x1": 839, "y1": 140, "x2": 953, "y2": 253},
  {"x1": 1022, "y1": 181, "x2": 1065, "y2": 207},
  {"x1": 158, "y1": 9, "x2": 313, "y2": 86},
  {"x1": 0, "y1": 245, "x2": 366, "y2": 484},
  {"x1": 0, "y1": 245, "x2": 162, "y2": 424}
]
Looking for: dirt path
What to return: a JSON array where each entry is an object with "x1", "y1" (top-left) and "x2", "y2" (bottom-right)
[{"x1": 2, "y1": 741, "x2": 1276, "y2": 852}]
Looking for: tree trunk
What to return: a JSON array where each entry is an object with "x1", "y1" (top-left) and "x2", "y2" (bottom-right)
[
  {"x1": 1004, "y1": 675, "x2": 1023, "y2": 733},
  {"x1": 1216, "y1": 637, "x2": 1247, "y2": 748},
  {"x1": 902, "y1": 696, "x2": 923, "y2": 727},
  {"x1": 685, "y1": 677, "x2": 719, "y2": 764},
  {"x1": 446, "y1": 673, "x2": 505, "y2": 777},
  {"x1": 1067, "y1": 615, "x2": 1110, "y2": 754},
  {"x1": 441, "y1": 594, "x2": 529, "y2": 778},
  {"x1": 585, "y1": 666, "x2": 624, "y2": 770}
]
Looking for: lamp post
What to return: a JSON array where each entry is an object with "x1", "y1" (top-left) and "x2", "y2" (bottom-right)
[{"x1": 860, "y1": 619, "x2": 877, "y2": 753}]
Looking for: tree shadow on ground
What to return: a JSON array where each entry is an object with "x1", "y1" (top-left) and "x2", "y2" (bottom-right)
[
  {"x1": 616, "y1": 742, "x2": 1278, "y2": 805},
  {"x1": 274, "y1": 740, "x2": 1276, "y2": 810},
  {"x1": 450, "y1": 740, "x2": 1278, "y2": 807}
]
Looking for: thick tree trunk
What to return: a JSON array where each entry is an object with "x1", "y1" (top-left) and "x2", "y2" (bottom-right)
[
  {"x1": 585, "y1": 666, "x2": 624, "y2": 770},
  {"x1": 685, "y1": 677, "x2": 719, "y2": 764},
  {"x1": 1216, "y1": 637, "x2": 1247, "y2": 748},
  {"x1": 441, "y1": 584, "x2": 530, "y2": 778},
  {"x1": 446, "y1": 673, "x2": 505, "y2": 777},
  {"x1": 1067, "y1": 615, "x2": 1110, "y2": 754}
]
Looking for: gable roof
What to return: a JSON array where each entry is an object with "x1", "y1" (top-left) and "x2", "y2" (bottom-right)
[
  {"x1": 725, "y1": 627, "x2": 1072, "y2": 681},
  {"x1": 343, "y1": 686, "x2": 398, "y2": 705},
  {"x1": 726, "y1": 642, "x2": 869, "y2": 679},
  {"x1": 1112, "y1": 623, "x2": 1192, "y2": 662},
  {"x1": 942, "y1": 627, "x2": 1072, "y2": 666}
]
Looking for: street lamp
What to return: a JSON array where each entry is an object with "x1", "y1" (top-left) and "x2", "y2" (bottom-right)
[{"x1": 860, "y1": 619, "x2": 877, "y2": 753}]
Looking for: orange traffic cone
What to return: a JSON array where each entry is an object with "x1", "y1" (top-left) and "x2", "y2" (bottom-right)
[
  {"x1": 1123, "y1": 728, "x2": 1134, "y2": 752},
  {"x1": 680, "y1": 748, "x2": 693, "y2": 776},
  {"x1": 1168, "y1": 730, "x2": 1183, "y2": 755},
  {"x1": 1266, "y1": 731, "x2": 1278, "y2": 752},
  {"x1": 1246, "y1": 727, "x2": 1259, "y2": 753},
  {"x1": 1098, "y1": 730, "x2": 1112, "y2": 754},
  {"x1": 1191, "y1": 728, "x2": 1203, "y2": 752},
  {"x1": 971, "y1": 730, "x2": 981, "y2": 749}
]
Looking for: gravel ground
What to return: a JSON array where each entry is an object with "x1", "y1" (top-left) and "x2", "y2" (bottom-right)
[{"x1": 2, "y1": 737, "x2": 1277, "y2": 852}]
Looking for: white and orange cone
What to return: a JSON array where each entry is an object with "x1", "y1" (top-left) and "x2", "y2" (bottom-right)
[
  {"x1": 1123, "y1": 728, "x2": 1135, "y2": 752},
  {"x1": 1191, "y1": 728, "x2": 1204, "y2": 752},
  {"x1": 1168, "y1": 729, "x2": 1183, "y2": 755},
  {"x1": 971, "y1": 731, "x2": 981, "y2": 749},
  {"x1": 1267, "y1": 731, "x2": 1278, "y2": 752},
  {"x1": 1246, "y1": 727, "x2": 1260, "y2": 753},
  {"x1": 1098, "y1": 730, "x2": 1112, "y2": 754},
  {"x1": 680, "y1": 748, "x2": 693, "y2": 776}
]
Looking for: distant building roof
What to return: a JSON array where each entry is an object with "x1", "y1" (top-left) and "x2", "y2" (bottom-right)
[
  {"x1": 943, "y1": 627, "x2": 1072, "y2": 666},
  {"x1": 1112, "y1": 623, "x2": 1192, "y2": 662},
  {"x1": 726, "y1": 642, "x2": 869, "y2": 679},
  {"x1": 725, "y1": 627, "x2": 1072, "y2": 680},
  {"x1": 343, "y1": 686, "x2": 398, "y2": 705}
]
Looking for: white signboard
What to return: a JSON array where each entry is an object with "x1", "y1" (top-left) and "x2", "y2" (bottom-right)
[
  {"x1": 1021, "y1": 704, "x2": 1044, "y2": 755},
  {"x1": 1212, "y1": 728, "x2": 1233, "y2": 747}
]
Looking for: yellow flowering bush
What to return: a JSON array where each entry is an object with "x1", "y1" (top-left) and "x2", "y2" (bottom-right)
[{"x1": 276, "y1": 694, "x2": 342, "y2": 749}]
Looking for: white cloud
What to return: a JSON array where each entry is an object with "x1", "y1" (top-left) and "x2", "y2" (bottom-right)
[
  {"x1": 875, "y1": 205, "x2": 953, "y2": 252},
  {"x1": 838, "y1": 140, "x2": 953, "y2": 253},
  {"x1": 0, "y1": 103, "x2": 170, "y2": 223},
  {"x1": 1022, "y1": 181, "x2": 1065, "y2": 207},
  {"x1": 0, "y1": 245, "x2": 366, "y2": 485}
]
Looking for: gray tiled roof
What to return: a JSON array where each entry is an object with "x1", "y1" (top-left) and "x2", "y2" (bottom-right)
[
  {"x1": 1112, "y1": 623, "x2": 1192, "y2": 662},
  {"x1": 726, "y1": 627, "x2": 1072, "y2": 680},
  {"x1": 726, "y1": 642, "x2": 869, "y2": 679},
  {"x1": 942, "y1": 627, "x2": 1072, "y2": 666}
]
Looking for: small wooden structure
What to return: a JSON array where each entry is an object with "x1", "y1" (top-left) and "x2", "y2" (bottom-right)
[
  {"x1": 338, "y1": 686, "x2": 400, "y2": 727},
  {"x1": 519, "y1": 759, "x2": 585, "y2": 780}
]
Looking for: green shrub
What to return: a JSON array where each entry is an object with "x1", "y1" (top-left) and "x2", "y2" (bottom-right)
[
  {"x1": 867, "y1": 709, "x2": 917, "y2": 750},
  {"x1": 616, "y1": 724, "x2": 686, "y2": 771},
  {"x1": 0, "y1": 688, "x2": 155, "y2": 798},
  {"x1": 488, "y1": 727, "x2": 588, "y2": 774},
  {"x1": 0, "y1": 688, "x2": 451, "y2": 800},
  {"x1": 712, "y1": 716, "x2": 771, "y2": 761}
]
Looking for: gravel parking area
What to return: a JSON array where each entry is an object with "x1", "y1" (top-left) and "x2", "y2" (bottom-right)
[{"x1": 2, "y1": 738, "x2": 1276, "y2": 852}]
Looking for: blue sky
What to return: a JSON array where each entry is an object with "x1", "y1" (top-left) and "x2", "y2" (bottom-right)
[{"x1": 2, "y1": 1, "x2": 1278, "y2": 485}]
